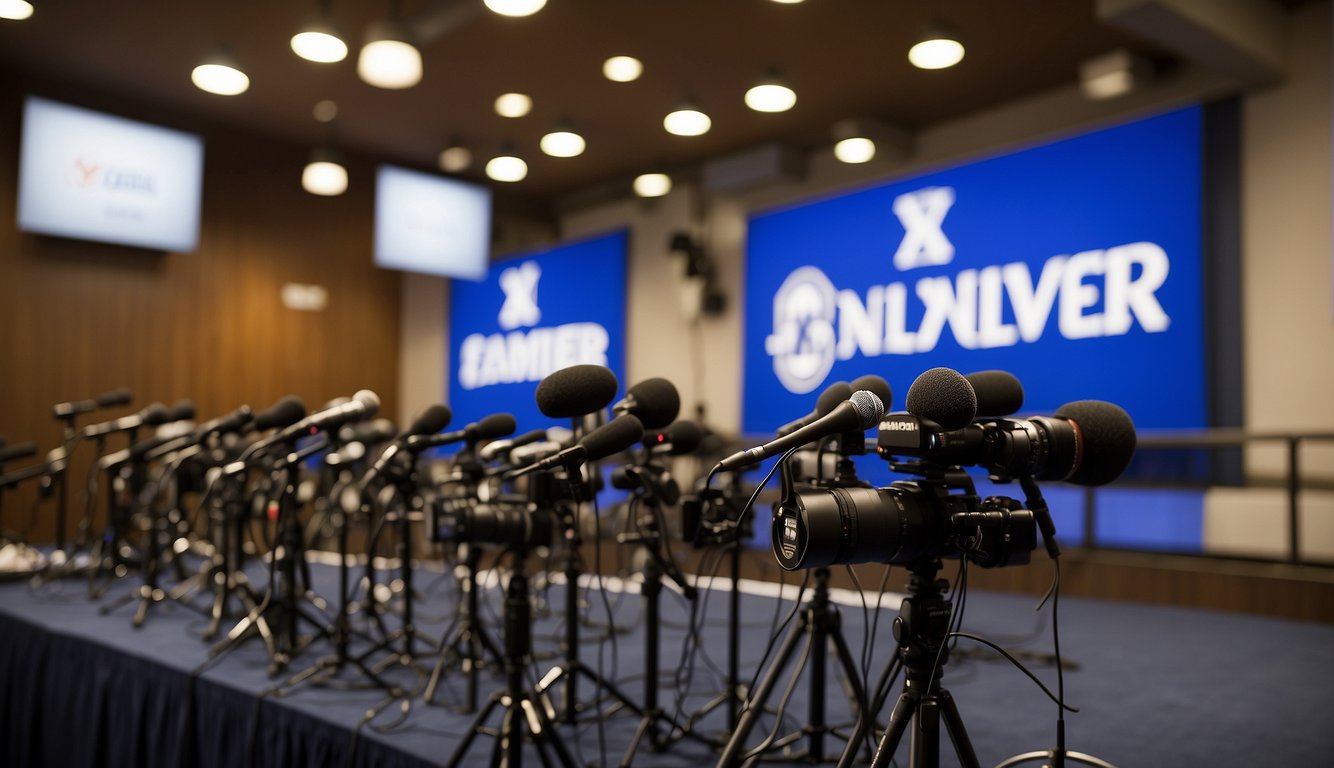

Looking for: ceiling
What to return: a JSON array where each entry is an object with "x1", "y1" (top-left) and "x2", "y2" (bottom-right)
[{"x1": 0, "y1": 0, "x2": 1301, "y2": 208}]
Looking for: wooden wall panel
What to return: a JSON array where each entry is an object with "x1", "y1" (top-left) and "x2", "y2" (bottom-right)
[{"x1": 0, "y1": 73, "x2": 401, "y2": 544}]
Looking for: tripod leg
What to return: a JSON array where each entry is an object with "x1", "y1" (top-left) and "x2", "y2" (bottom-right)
[
  {"x1": 828, "y1": 619, "x2": 872, "y2": 756},
  {"x1": 938, "y1": 689, "x2": 981, "y2": 768},
  {"x1": 716, "y1": 611, "x2": 809, "y2": 767},
  {"x1": 447, "y1": 694, "x2": 504, "y2": 768},
  {"x1": 525, "y1": 696, "x2": 577, "y2": 768},
  {"x1": 911, "y1": 695, "x2": 940, "y2": 768},
  {"x1": 869, "y1": 690, "x2": 917, "y2": 768}
]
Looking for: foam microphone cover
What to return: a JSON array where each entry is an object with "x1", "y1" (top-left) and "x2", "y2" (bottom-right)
[
  {"x1": 139, "y1": 402, "x2": 171, "y2": 427},
  {"x1": 1054, "y1": 400, "x2": 1137, "y2": 486},
  {"x1": 849, "y1": 375, "x2": 893, "y2": 413},
  {"x1": 624, "y1": 377, "x2": 681, "y2": 430},
  {"x1": 965, "y1": 370, "x2": 1024, "y2": 417},
  {"x1": 535, "y1": 364, "x2": 620, "y2": 418},
  {"x1": 905, "y1": 368, "x2": 977, "y2": 430},
  {"x1": 579, "y1": 414, "x2": 643, "y2": 462},
  {"x1": 97, "y1": 388, "x2": 133, "y2": 408},
  {"x1": 253, "y1": 396, "x2": 307, "y2": 431},
  {"x1": 472, "y1": 413, "x2": 517, "y2": 441},
  {"x1": 168, "y1": 399, "x2": 197, "y2": 422},
  {"x1": 406, "y1": 404, "x2": 452, "y2": 437},
  {"x1": 816, "y1": 381, "x2": 853, "y2": 418},
  {"x1": 657, "y1": 419, "x2": 704, "y2": 455}
]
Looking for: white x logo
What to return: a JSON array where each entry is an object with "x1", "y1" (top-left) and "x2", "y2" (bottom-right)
[
  {"x1": 892, "y1": 187, "x2": 956, "y2": 271},
  {"x1": 497, "y1": 261, "x2": 542, "y2": 330}
]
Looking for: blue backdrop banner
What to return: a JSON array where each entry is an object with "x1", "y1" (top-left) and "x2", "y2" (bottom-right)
[
  {"x1": 449, "y1": 230, "x2": 628, "y2": 431},
  {"x1": 744, "y1": 106, "x2": 1205, "y2": 433}
]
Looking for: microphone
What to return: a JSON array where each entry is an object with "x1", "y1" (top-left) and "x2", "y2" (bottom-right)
[
  {"x1": 400, "y1": 404, "x2": 452, "y2": 439},
  {"x1": 245, "y1": 390, "x2": 379, "y2": 457},
  {"x1": 904, "y1": 368, "x2": 977, "y2": 430},
  {"x1": 167, "y1": 399, "x2": 197, "y2": 423},
  {"x1": 1051, "y1": 401, "x2": 1138, "y2": 486},
  {"x1": 195, "y1": 405, "x2": 254, "y2": 439},
  {"x1": 52, "y1": 388, "x2": 133, "y2": 419},
  {"x1": 776, "y1": 381, "x2": 852, "y2": 437},
  {"x1": 404, "y1": 412, "x2": 517, "y2": 453},
  {"x1": 0, "y1": 441, "x2": 38, "y2": 465},
  {"x1": 250, "y1": 396, "x2": 308, "y2": 433},
  {"x1": 613, "y1": 377, "x2": 681, "y2": 430},
  {"x1": 645, "y1": 420, "x2": 704, "y2": 456},
  {"x1": 480, "y1": 428, "x2": 549, "y2": 462},
  {"x1": 849, "y1": 374, "x2": 894, "y2": 413},
  {"x1": 509, "y1": 414, "x2": 643, "y2": 478},
  {"x1": 965, "y1": 370, "x2": 1024, "y2": 418},
  {"x1": 715, "y1": 390, "x2": 885, "y2": 473},
  {"x1": 535, "y1": 364, "x2": 619, "y2": 418},
  {"x1": 83, "y1": 402, "x2": 172, "y2": 438}
]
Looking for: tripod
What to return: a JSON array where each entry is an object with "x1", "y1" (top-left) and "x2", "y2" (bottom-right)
[
  {"x1": 425, "y1": 542, "x2": 503, "y2": 712},
  {"x1": 447, "y1": 548, "x2": 578, "y2": 768}
]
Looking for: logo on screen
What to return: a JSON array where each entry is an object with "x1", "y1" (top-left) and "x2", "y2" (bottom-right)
[
  {"x1": 458, "y1": 260, "x2": 611, "y2": 390},
  {"x1": 65, "y1": 155, "x2": 155, "y2": 196},
  {"x1": 765, "y1": 187, "x2": 1173, "y2": 394}
]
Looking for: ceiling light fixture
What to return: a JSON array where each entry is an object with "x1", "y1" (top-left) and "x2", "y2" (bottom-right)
[
  {"x1": 831, "y1": 117, "x2": 911, "y2": 165},
  {"x1": 0, "y1": 0, "x2": 34, "y2": 21},
  {"x1": 484, "y1": 0, "x2": 546, "y2": 17},
  {"x1": 291, "y1": 3, "x2": 348, "y2": 63},
  {"x1": 357, "y1": 19, "x2": 421, "y2": 89},
  {"x1": 744, "y1": 73, "x2": 797, "y2": 113},
  {"x1": 603, "y1": 55, "x2": 643, "y2": 83},
  {"x1": 769, "y1": 0, "x2": 805, "y2": 5},
  {"x1": 486, "y1": 151, "x2": 527, "y2": 182},
  {"x1": 439, "y1": 144, "x2": 472, "y2": 173},
  {"x1": 664, "y1": 104, "x2": 711, "y2": 137},
  {"x1": 633, "y1": 173, "x2": 671, "y2": 198},
  {"x1": 1080, "y1": 49, "x2": 1153, "y2": 100},
  {"x1": 908, "y1": 26, "x2": 965, "y2": 70},
  {"x1": 834, "y1": 137, "x2": 876, "y2": 164},
  {"x1": 302, "y1": 149, "x2": 348, "y2": 196},
  {"x1": 191, "y1": 47, "x2": 250, "y2": 96},
  {"x1": 494, "y1": 92, "x2": 532, "y2": 118},
  {"x1": 540, "y1": 126, "x2": 586, "y2": 158}
]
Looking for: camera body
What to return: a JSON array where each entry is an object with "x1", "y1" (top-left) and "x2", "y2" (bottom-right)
[
  {"x1": 434, "y1": 493, "x2": 556, "y2": 548},
  {"x1": 770, "y1": 463, "x2": 1036, "y2": 572}
]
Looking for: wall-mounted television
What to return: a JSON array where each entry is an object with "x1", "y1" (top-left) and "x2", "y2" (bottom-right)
[
  {"x1": 374, "y1": 164, "x2": 492, "y2": 280},
  {"x1": 17, "y1": 96, "x2": 204, "y2": 253}
]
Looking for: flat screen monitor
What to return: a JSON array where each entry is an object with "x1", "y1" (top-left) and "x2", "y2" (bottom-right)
[
  {"x1": 17, "y1": 96, "x2": 204, "y2": 252},
  {"x1": 374, "y1": 164, "x2": 492, "y2": 280}
]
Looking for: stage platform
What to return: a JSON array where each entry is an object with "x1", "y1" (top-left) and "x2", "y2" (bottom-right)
[{"x1": 1, "y1": 556, "x2": 1332, "y2": 767}]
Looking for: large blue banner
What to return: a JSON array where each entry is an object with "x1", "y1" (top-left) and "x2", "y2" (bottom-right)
[
  {"x1": 449, "y1": 231, "x2": 627, "y2": 431},
  {"x1": 744, "y1": 106, "x2": 1205, "y2": 433}
]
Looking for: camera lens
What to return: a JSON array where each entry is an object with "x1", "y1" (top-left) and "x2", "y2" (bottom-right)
[{"x1": 772, "y1": 485, "x2": 938, "y2": 570}]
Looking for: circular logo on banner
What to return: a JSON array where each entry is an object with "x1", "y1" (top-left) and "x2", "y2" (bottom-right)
[{"x1": 765, "y1": 266, "x2": 837, "y2": 394}]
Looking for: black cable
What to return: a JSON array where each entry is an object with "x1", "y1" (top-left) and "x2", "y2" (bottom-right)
[{"x1": 945, "y1": 631, "x2": 1078, "y2": 713}]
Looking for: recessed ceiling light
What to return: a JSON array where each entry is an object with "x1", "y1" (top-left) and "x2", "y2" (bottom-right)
[
  {"x1": 834, "y1": 137, "x2": 876, "y2": 164},
  {"x1": 495, "y1": 92, "x2": 532, "y2": 118},
  {"x1": 302, "y1": 155, "x2": 348, "y2": 196},
  {"x1": 357, "y1": 21, "x2": 421, "y2": 88},
  {"x1": 486, "y1": 153, "x2": 528, "y2": 182},
  {"x1": 664, "y1": 106, "x2": 711, "y2": 137},
  {"x1": 633, "y1": 173, "x2": 672, "y2": 198},
  {"x1": 439, "y1": 145, "x2": 473, "y2": 173},
  {"x1": 312, "y1": 100, "x2": 338, "y2": 123},
  {"x1": 769, "y1": 0, "x2": 804, "y2": 4},
  {"x1": 484, "y1": 0, "x2": 546, "y2": 17},
  {"x1": 0, "y1": 0, "x2": 34, "y2": 20},
  {"x1": 603, "y1": 56, "x2": 643, "y2": 83},
  {"x1": 191, "y1": 49, "x2": 250, "y2": 96},
  {"x1": 745, "y1": 80, "x2": 797, "y2": 113},
  {"x1": 540, "y1": 129, "x2": 586, "y2": 158},
  {"x1": 291, "y1": 18, "x2": 347, "y2": 63},
  {"x1": 908, "y1": 28, "x2": 965, "y2": 70}
]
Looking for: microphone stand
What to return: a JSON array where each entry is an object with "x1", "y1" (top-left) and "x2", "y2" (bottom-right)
[{"x1": 717, "y1": 436, "x2": 872, "y2": 767}]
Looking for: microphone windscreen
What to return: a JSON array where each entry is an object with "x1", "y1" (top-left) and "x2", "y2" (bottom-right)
[
  {"x1": 661, "y1": 420, "x2": 704, "y2": 455},
  {"x1": 965, "y1": 370, "x2": 1024, "y2": 417},
  {"x1": 815, "y1": 381, "x2": 853, "y2": 418},
  {"x1": 1054, "y1": 400, "x2": 1137, "y2": 487},
  {"x1": 625, "y1": 377, "x2": 681, "y2": 430},
  {"x1": 579, "y1": 414, "x2": 643, "y2": 461},
  {"x1": 407, "y1": 404, "x2": 452, "y2": 437},
  {"x1": 97, "y1": 388, "x2": 133, "y2": 408},
  {"x1": 139, "y1": 402, "x2": 171, "y2": 427},
  {"x1": 535, "y1": 364, "x2": 619, "y2": 418},
  {"x1": 849, "y1": 375, "x2": 893, "y2": 412},
  {"x1": 168, "y1": 399, "x2": 197, "y2": 422},
  {"x1": 849, "y1": 390, "x2": 886, "y2": 428},
  {"x1": 474, "y1": 413, "x2": 517, "y2": 441},
  {"x1": 352, "y1": 389, "x2": 381, "y2": 417},
  {"x1": 254, "y1": 396, "x2": 307, "y2": 431},
  {"x1": 342, "y1": 418, "x2": 398, "y2": 445},
  {"x1": 905, "y1": 368, "x2": 977, "y2": 430}
]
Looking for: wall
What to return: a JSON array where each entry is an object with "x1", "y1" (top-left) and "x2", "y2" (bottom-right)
[{"x1": 0, "y1": 75, "x2": 402, "y2": 543}]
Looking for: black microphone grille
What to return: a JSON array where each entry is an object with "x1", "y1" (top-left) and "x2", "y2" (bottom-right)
[
  {"x1": 965, "y1": 370, "x2": 1024, "y2": 417},
  {"x1": 535, "y1": 364, "x2": 620, "y2": 419},
  {"x1": 474, "y1": 412, "x2": 518, "y2": 441},
  {"x1": 625, "y1": 377, "x2": 681, "y2": 430},
  {"x1": 815, "y1": 381, "x2": 853, "y2": 418},
  {"x1": 659, "y1": 419, "x2": 704, "y2": 455},
  {"x1": 1054, "y1": 400, "x2": 1137, "y2": 487},
  {"x1": 408, "y1": 404, "x2": 452, "y2": 437},
  {"x1": 849, "y1": 390, "x2": 885, "y2": 428},
  {"x1": 905, "y1": 368, "x2": 977, "y2": 431},
  {"x1": 254, "y1": 395, "x2": 307, "y2": 431},
  {"x1": 849, "y1": 374, "x2": 894, "y2": 413},
  {"x1": 579, "y1": 414, "x2": 643, "y2": 462}
]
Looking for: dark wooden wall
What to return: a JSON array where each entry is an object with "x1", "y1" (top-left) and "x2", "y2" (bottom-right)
[{"x1": 0, "y1": 72, "x2": 401, "y2": 543}]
